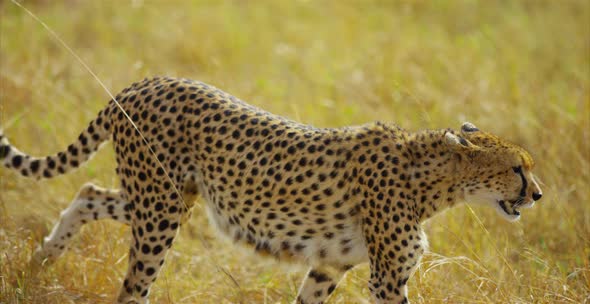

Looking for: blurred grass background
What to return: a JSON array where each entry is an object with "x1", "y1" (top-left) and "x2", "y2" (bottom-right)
[{"x1": 0, "y1": 0, "x2": 588, "y2": 303}]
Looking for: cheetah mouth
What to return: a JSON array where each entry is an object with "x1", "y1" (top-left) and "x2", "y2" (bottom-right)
[
  {"x1": 499, "y1": 200, "x2": 520, "y2": 215},
  {"x1": 496, "y1": 200, "x2": 521, "y2": 221}
]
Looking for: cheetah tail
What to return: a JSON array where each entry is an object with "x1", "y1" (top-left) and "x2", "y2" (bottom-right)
[{"x1": 0, "y1": 110, "x2": 111, "y2": 180}]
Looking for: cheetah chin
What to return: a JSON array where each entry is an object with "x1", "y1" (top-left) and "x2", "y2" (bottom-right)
[{"x1": 496, "y1": 199, "x2": 537, "y2": 222}]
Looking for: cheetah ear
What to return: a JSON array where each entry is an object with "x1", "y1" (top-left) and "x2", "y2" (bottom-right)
[
  {"x1": 460, "y1": 122, "x2": 479, "y2": 133},
  {"x1": 444, "y1": 132, "x2": 479, "y2": 151}
]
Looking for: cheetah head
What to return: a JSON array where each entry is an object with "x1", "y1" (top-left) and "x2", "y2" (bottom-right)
[{"x1": 445, "y1": 122, "x2": 543, "y2": 221}]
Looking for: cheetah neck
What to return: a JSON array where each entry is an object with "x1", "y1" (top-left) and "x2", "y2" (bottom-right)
[{"x1": 400, "y1": 129, "x2": 463, "y2": 223}]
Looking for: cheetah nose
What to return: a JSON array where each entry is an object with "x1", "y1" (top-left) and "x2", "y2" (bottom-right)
[{"x1": 532, "y1": 192, "x2": 542, "y2": 201}]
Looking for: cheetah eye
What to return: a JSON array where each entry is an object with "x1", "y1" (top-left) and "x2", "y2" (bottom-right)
[{"x1": 512, "y1": 166, "x2": 522, "y2": 173}]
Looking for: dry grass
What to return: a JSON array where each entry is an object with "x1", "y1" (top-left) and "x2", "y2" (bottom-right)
[{"x1": 1, "y1": 1, "x2": 589, "y2": 303}]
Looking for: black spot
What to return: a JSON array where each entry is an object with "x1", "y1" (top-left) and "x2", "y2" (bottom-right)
[
  {"x1": 327, "y1": 284, "x2": 337, "y2": 294},
  {"x1": 158, "y1": 219, "x2": 170, "y2": 231},
  {"x1": 11, "y1": 155, "x2": 23, "y2": 168},
  {"x1": 152, "y1": 245, "x2": 163, "y2": 255},
  {"x1": 47, "y1": 157, "x2": 55, "y2": 169},
  {"x1": 30, "y1": 160, "x2": 40, "y2": 173},
  {"x1": 309, "y1": 270, "x2": 330, "y2": 283}
]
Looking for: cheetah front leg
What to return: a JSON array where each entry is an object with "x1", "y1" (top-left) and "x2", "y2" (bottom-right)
[
  {"x1": 32, "y1": 183, "x2": 129, "y2": 266},
  {"x1": 295, "y1": 266, "x2": 347, "y2": 304},
  {"x1": 365, "y1": 228, "x2": 427, "y2": 304}
]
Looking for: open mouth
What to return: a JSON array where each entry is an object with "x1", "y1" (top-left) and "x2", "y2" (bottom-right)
[
  {"x1": 498, "y1": 200, "x2": 521, "y2": 216},
  {"x1": 495, "y1": 198, "x2": 535, "y2": 221}
]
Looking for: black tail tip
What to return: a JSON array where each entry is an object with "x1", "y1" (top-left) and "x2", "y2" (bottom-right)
[
  {"x1": 0, "y1": 129, "x2": 9, "y2": 159},
  {"x1": 0, "y1": 144, "x2": 9, "y2": 159}
]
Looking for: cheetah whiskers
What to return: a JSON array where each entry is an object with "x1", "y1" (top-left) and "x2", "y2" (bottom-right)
[{"x1": 512, "y1": 198, "x2": 526, "y2": 208}]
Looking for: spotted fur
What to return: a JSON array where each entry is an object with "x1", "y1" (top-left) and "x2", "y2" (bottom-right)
[{"x1": 1, "y1": 77, "x2": 542, "y2": 303}]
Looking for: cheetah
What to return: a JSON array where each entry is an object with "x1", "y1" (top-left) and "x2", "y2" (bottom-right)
[{"x1": 0, "y1": 77, "x2": 543, "y2": 304}]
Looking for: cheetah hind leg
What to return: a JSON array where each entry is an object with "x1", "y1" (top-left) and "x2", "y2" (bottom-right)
[
  {"x1": 31, "y1": 177, "x2": 199, "y2": 268},
  {"x1": 31, "y1": 183, "x2": 130, "y2": 267}
]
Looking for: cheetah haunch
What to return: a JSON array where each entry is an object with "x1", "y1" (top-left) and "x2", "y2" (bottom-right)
[{"x1": 1, "y1": 77, "x2": 542, "y2": 304}]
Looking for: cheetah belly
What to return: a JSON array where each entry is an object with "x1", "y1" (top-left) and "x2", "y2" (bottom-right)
[{"x1": 203, "y1": 196, "x2": 368, "y2": 267}]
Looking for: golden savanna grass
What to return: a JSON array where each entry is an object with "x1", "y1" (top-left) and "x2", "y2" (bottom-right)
[{"x1": 1, "y1": 1, "x2": 588, "y2": 303}]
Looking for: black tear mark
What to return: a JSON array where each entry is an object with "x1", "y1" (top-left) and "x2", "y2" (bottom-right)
[{"x1": 513, "y1": 166, "x2": 527, "y2": 197}]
